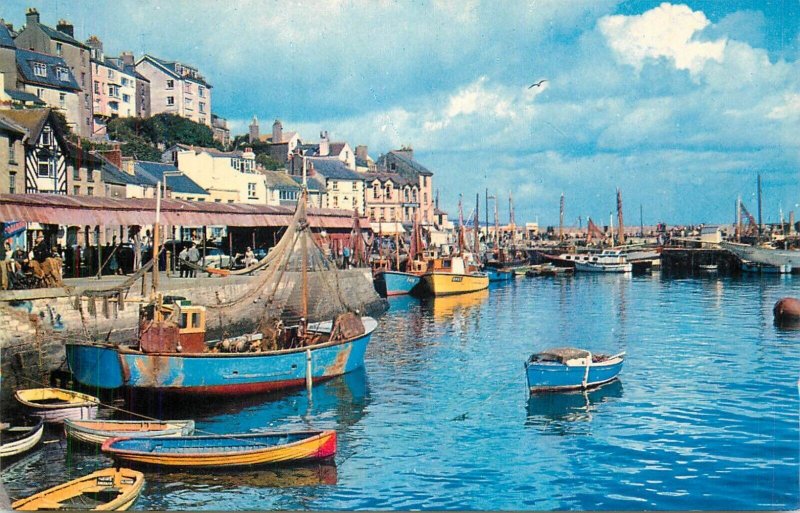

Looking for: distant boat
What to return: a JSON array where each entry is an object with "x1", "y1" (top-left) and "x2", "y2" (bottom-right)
[
  {"x1": 574, "y1": 251, "x2": 632, "y2": 273},
  {"x1": 0, "y1": 419, "x2": 44, "y2": 459},
  {"x1": 11, "y1": 467, "x2": 144, "y2": 511},
  {"x1": 525, "y1": 347, "x2": 625, "y2": 392},
  {"x1": 374, "y1": 270, "x2": 422, "y2": 296},
  {"x1": 698, "y1": 264, "x2": 718, "y2": 272},
  {"x1": 487, "y1": 267, "x2": 515, "y2": 282},
  {"x1": 102, "y1": 430, "x2": 337, "y2": 468},
  {"x1": 741, "y1": 260, "x2": 792, "y2": 274},
  {"x1": 722, "y1": 241, "x2": 800, "y2": 268},
  {"x1": 65, "y1": 419, "x2": 196, "y2": 446},
  {"x1": 14, "y1": 388, "x2": 99, "y2": 424}
]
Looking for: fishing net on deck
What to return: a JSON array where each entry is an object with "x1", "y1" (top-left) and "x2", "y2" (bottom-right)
[{"x1": 203, "y1": 192, "x2": 361, "y2": 337}]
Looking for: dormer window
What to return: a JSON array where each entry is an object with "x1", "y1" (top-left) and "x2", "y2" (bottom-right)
[
  {"x1": 32, "y1": 62, "x2": 47, "y2": 78},
  {"x1": 57, "y1": 67, "x2": 70, "y2": 82}
]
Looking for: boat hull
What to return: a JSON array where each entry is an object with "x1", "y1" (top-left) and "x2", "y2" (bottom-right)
[
  {"x1": 65, "y1": 419, "x2": 196, "y2": 446},
  {"x1": 65, "y1": 343, "x2": 126, "y2": 389},
  {"x1": 526, "y1": 359, "x2": 624, "y2": 392},
  {"x1": 11, "y1": 467, "x2": 144, "y2": 511},
  {"x1": 487, "y1": 268, "x2": 514, "y2": 282},
  {"x1": 102, "y1": 430, "x2": 336, "y2": 468},
  {"x1": 574, "y1": 262, "x2": 632, "y2": 273},
  {"x1": 14, "y1": 388, "x2": 99, "y2": 424},
  {"x1": 67, "y1": 318, "x2": 377, "y2": 396},
  {"x1": 0, "y1": 420, "x2": 44, "y2": 459},
  {"x1": 722, "y1": 241, "x2": 800, "y2": 268},
  {"x1": 420, "y1": 272, "x2": 489, "y2": 296},
  {"x1": 374, "y1": 271, "x2": 422, "y2": 296}
]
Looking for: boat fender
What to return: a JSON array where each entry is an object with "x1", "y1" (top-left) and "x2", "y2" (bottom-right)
[{"x1": 774, "y1": 297, "x2": 800, "y2": 321}]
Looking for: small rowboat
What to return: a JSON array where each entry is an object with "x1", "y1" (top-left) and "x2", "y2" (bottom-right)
[
  {"x1": 65, "y1": 419, "x2": 196, "y2": 446},
  {"x1": 0, "y1": 419, "x2": 44, "y2": 459},
  {"x1": 14, "y1": 388, "x2": 99, "y2": 424},
  {"x1": 102, "y1": 429, "x2": 336, "y2": 468},
  {"x1": 11, "y1": 467, "x2": 144, "y2": 511},
  {"x1": 525, "y1": 347, "x2": 625, "y2": 393}
]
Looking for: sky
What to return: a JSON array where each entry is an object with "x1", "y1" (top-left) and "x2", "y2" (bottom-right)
[{"x1": 3, "y1": 0, "x2": 799, "y2": 226}]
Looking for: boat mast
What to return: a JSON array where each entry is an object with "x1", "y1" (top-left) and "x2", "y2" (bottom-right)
[
  {"x1": 394, "y1": 226, "x2": 400, "y2": 271},
  {"x1": 151, "y1": 180, "x2": 162, "y2": 298},
  {"x1": 616, "y1": 188, "x2": 625, "y2": 245},
  {"x1": 609, "y1": 212, "x2": 614, "y2": 247},
  {"x1": 757, "y1": 173, "x2": 763, "y2": 242},
  {"x1": 494, "y1": 195, "x2": 499, "y2": 250},
  {"x1": 639, "y1": 203, "x2": 644, "y2": 238},
  {"x1": 457, "y1": 194, "x2": 464, "y2": 255},
  {"x1": 736, "y1": 195, "x2": 742, "y2": 242},
  {"x1": 485, "y1": 188, "x2": 489, "y2": 251},
  {"x1": 559, "y1": 193, "x2": 564, "y2": 241},
  {"x1": 474, "y1": 193, "x2": 480, "y2": 256},
  {"x1": 509, "y1": 192, "x2": 515, "y2": 245},
  {"x1": 301, "y1": 160, "x2": 308, "y2": 330}
]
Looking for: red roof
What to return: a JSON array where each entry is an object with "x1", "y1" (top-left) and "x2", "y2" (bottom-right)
[{"x1": 0, "y1": 194, "x2": 369, "y2": 230}]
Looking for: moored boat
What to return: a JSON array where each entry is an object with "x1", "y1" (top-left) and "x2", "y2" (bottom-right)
[
  {"x1": 14, "y1": 388, "x2": 99, "y2": 424},
  {"x1": 418, "y1": 256, "x2": 489, "y2": 296},
  {"x1": 0, "y1": 418, "x2": 44, "y2": 459},
  {"x1": 11, "y1": 467, "x2": 144, "y2": 511},
  {"x1": 525, "y1": 347, "x2": 625, "y2": 393},
  {"x1": 487, "y1": 267, "x2": 514, "y2": 282},
  {"x1": 374, "y1": 270, "x2": 422, "y2": 296},
  {"x1": 741, "y1": 260, "x2": 792, "y2": 274},
  {"x1": 65, "y1": 419, "x2": 196, "y2": 446},
  {"x1": 102, "y1": 429, "x2": 337, "y2": 468},
  {"x1": 574, "y1": 250, "x2": 632, "y2": 273}
]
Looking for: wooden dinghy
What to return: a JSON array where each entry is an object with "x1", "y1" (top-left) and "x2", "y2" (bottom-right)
[
  {"x1": 65, "y1": 419, "x2": 196, "y2": 446},
  {"x1": 0, "y1": 418, "x2": 44, "y2": 459},
  {"x1": 102, "y1": 429, "x2": 337, "y2": 468},
  {"x1": 525, "y1": 347, "x2": 625, "y2": 393},
  {"x1": 11, "y1": 467, "x2": 144, "y2": 511},
  {"x1": 14, "y1": 388, "x2": 99, "y2": 424}
]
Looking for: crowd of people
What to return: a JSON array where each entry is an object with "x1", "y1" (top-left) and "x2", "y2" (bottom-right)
[{"x1": 1, "y1": 234, "x2": 64, "y2": 290}]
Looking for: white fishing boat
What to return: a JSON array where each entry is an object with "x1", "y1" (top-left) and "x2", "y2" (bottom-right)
[
  {"x1": 574, "y1": 250, "x2": 632, "y2": 273},
  {"x1": 722, "y1": 241, "x2": 800, "y2": 268}
]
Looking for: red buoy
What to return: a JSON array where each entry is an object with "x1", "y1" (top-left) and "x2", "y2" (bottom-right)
[{"x1": 774, "y1": 297, "x2": 800, "y2": 322}]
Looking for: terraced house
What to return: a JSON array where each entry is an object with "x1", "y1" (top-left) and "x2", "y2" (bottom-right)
[
  {"x1": 0, "y1": 108, "x2": 68, "y2": 194},
  {"x1": 86, "y1": 36, "x2": 136, "y2": 136},
  {"x1": 13, "y1": 8, "x2": 93, "y2": 137},
  {"x1": 136, "y1": 54, "x2": 212, "y2": 126}
]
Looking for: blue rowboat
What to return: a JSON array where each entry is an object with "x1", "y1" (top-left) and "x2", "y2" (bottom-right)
[
  {"x1": 486, "y1": 268, "x2": 514, "y2": 282},
  {"x1": 525, "y1": 347, "x2": 625, "y2": 393},
  {"x1": 102, "y1": 430, "x2": 337, "y2": 468},
  {"x1": 374, "y1": 271, "x2": 422, "y2": 296},
  {"x1": 66, "y1": 317, "x2": 377, "y2": 396}
]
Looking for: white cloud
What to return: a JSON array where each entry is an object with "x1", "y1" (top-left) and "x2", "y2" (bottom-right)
[{"x1": 599, "y1": 2, "x2": 726, "y2": 76}]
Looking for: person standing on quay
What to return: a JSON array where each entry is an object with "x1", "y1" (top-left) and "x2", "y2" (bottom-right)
[
  {"x1": 342, "y1": 245, "x2": 351, "y2": 269},
  {"x1": 179, "y1": 246, "x2": 189, "y2": 278},
  {"x1": 187, "y1": 242, "x2": 200, "y2": 277}
]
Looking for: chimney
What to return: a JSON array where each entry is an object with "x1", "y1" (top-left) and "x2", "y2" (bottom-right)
[
  {"x1": 98, "y1": 145, "x2": 122, "y2": 169},
  {"x1": 319, "y1": 130, "x2": 330, "y2": 157},
  {"x1": 120, "y1": 51, "x2": 135, "y2": 66},
  {"x1": 25, "y1": 8, "x2": 39, "y2": 26},
  {"x1": 242, "y1": 147, "x2": 255, "y2": 160},
  {"x1": 86, "y1": 35, "x2": 103, "y2": 61},
  {"x1": 272, "y1": 119, "x2": 283, "y2": 144},
  {"x1": 355, "y1": 145, "x2": 368, "y2": 161},
  {"x1": 56, "y1": 19, "x2": 74, "y2": 37},
  {"x1": 395, "y1": 145, "x2": 414, "y2": 161}
]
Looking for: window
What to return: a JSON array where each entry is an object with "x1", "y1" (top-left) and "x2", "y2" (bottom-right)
[
  {"x1": 32, "y1": 62, "x2": 47, "y2": 77},
  {"x1": 8, "y1": 138, "x2": 15, "y2": 163},
  {"x1": 333, "y1": 196, "x2": 339, "y2": 208},
  {"x1": 199, "y1": 86, "x2": 205, "y2": 97},
  {"x1": 109, "y1": 85, "x2": 120, "y2": 98},
  {"x1": 184, "y1": 97, "x2": 193, "y2": 109},
  {"x1": 385, "y1": 183, "x2": 392, "y2": 199},
  {"x1": 107, "y1": 69, "x2": 114, "y2": 79},
  {"x1": 56, "y1": 67, "x2": 70, "y2": 81},
  {"x1": 166, "y1": 79, "x2": 174, "y2": 89},
  {"x1": 87, "y1": 186, "x2": 94, "y2": 195},
  {"x1": 227, "y1": 199, "x2": 234, "y2": 204},
  {"x1": 59, "y1": 92, "x2": 66, "y2": 108},
  {"x1": 184, "y1": 83, "x2": 192, "y2": 94},
  {"x1": 247, "y1": 183, "x2": 256, "y2": 198},
  {"x1": 9, "y1": 173, "x2": 16, "y2": 194},
  {"x1": 87, "y1": 169, "x2": 94, "y2": 182},
  {"x1": 36, "y1": 88, "x2": 44, "y2": 98},
  {"x1": 199, "y1": 102, "x2": 206, "y2": 113},
  {"x1": 73, "y1": 185, "x2": 80, "y2": 195},
  {"x1": 84, "y1": 94, "x2": 90, "y2": 109},
  {"x1": 214, "y1": 198, "x2": 221, "y2": 203},
  {"x1": 73, "y1": 166, "x2": 80, "y2": 180},
  {"x1": 352, "y1": 196, "x2": 357, "y2": 207},
  {"x1": 80, "y1": 72, "x2": 86, "y2": 86},
  {"x1": 373, "y1": 183, "x2": 379, "y2": 199},
  {"x1": 332, "y1": 180, "x2": 338, "y2": 191},
  {"x1": 41, "y1": 128, "x2": 51, "y2": 146},
  {"x1": 38, "y1": 160, "x2": 53, "y2": 177},
  {"x1": 121, "y1": 77, "x2": 130, "y2": 86},
  {"x1": 56, "y1": 43, "x2": 63, "y2": 56},
  {"x1": 122, "y1": 94, "x2": 131, "y2": 103},
  {"x1": 166, "y1": 96, "x2": 174, "y2": 106}
]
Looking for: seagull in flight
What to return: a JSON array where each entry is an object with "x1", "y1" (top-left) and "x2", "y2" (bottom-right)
[{"x1": 528, "y1": 79, "x2": 547, "y2": 89}]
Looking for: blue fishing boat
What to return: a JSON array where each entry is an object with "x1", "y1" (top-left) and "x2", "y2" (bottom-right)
[
  {"x1": 525, "y1": 347, "x2": 625, "y2": 393},
  {"x1": 66, "y1": 188, "x2": 379, "y2": 397},
  {"x1": 374, "y1": 270, "x2": 422, "y2": 296},
  {"x1": 486, "y1": 267, "x2": 514, "y2": 282}
]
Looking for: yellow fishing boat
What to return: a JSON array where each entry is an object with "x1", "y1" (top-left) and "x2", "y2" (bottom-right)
[
  {"x1": 11, "y1": 467, "x2": 144, "y2": 511},
  {"x1": 419, "y1": 256, "x2": 489, "y2": 296}
]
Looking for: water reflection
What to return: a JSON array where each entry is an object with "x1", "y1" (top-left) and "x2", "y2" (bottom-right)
[
  {"x1": 525, "y1": 379, "x2": 624, "y2": 435},
  {"x1": 144, "y1": 463, "x2": 338, "y2": 489},
  {"x1": 421, "y1": 289, "x2": 489, "y2": 320}
]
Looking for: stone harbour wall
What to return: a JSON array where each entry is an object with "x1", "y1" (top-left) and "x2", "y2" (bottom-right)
[{"x1": 0, "y1": 268, "x2": 386, "y2": 417}]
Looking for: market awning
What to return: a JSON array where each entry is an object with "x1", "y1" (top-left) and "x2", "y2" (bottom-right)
[
  {"x1": 371, "y1": 222, "x2": 406, "y2": 235},
  {"x1": 0, "y1": 194, "x2": 370, "y2": 230}
]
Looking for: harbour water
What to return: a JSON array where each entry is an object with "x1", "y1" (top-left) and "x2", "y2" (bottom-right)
[{"x1": 2, "y1": 272, "x2": 799, "y2": 510}]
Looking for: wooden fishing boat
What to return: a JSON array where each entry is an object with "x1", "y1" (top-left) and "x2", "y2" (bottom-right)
[
  {"x1": 12, "y1": 467, "x2": 144, "y2": 511},
  {"x1": 102, "y1": 429, "x2": 337, "y2": 468},
  {"x1": 65, "y1": 419, "x2": 195, "y2": 446},
  {"x1": 525, "y1": 347, "x2": 625, "y2": 393},
  {"x1": 573, "y1": 250, "x2": 632, "y2": 273},
  {"x1": 14, "y1": 388, "x2": 99, "y2": 424},
  {"x1": 0, "y1": 418, "x2": 44, "y2": 459},
  {"x1": 419, "y1": 256, "x2": 488, "y2": 296},
  {"x1": 486, "y1": 267, "x2": 514, "y2": 282},
  {"x1": 374, "y1": 270, "x2": 422, "y2": 296},
  {"x1": 65, "y1": 189, "x2": 378, "y2": 397}
]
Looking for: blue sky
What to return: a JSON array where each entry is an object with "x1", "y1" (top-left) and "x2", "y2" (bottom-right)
[{"x1": 3, "y1": 1, "x2": 798, "y2": 226}]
